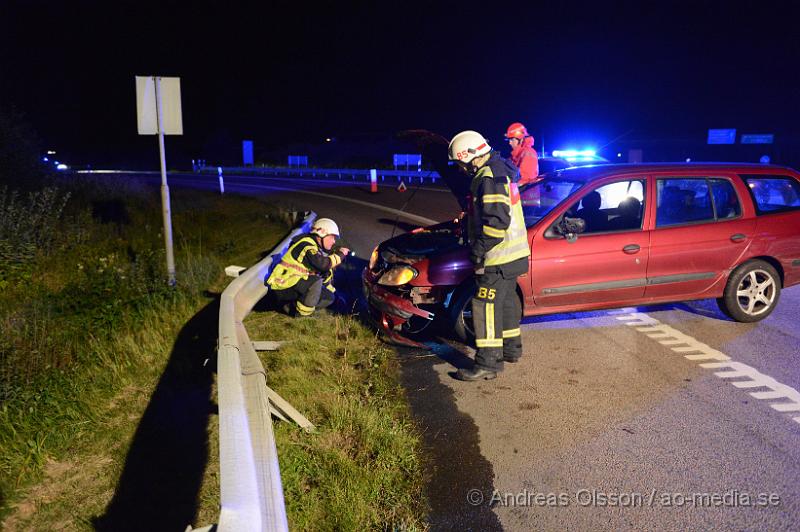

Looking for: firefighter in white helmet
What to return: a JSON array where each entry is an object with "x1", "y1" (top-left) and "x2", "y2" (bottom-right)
[
  {"x1": 266, "y1": 218, "x2": 350, "y2": 317},
  {"x1": 448, "y1": 131, "x2": 530, "y2": 381}
]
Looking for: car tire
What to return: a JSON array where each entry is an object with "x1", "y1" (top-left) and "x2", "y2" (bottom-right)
[
  {"x1": 716, "y1": 260, "x2": 781, "y2": 323},
  {"x1": 448, "y1": 282, "x2": 524, "y2": 344},
  {"x1": 448, "y1": 283, "x2": 476, "y2": 344}
]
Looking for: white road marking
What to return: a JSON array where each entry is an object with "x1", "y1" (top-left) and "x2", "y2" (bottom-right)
[
  {"x1": 231, "y1": 182, "x2": 439, "y2": 226},
  {"x1": 616, "y1": 312, "x2": 800, "y2": 425},
  {"x1": 229, "y1": 173, "x2": 454, "y2": 193}
]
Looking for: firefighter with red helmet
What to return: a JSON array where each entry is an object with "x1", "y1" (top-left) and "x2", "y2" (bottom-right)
[
  {"x1": 505, "y1": 122, "x2": 540, "y2": 186},
  {"x1": 448, "y1": 131, "x2": 530, "y2": 381},
  {"x1": 266, "y1": 218, "x2": 350, "y2": 317}
]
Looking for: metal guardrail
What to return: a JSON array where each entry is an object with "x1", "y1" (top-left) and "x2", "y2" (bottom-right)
[
  {"x1": 202, "y1": 165, "x2": 443, "y2": 185},
  {"x1": 211, "y1": 211, "x2": 317, "y2": 532}
]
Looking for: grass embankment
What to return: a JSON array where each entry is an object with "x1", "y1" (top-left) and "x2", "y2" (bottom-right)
[
  {"x1": 0, "y1": 175, "x2": 426, "y2": 530},
  {"x1": 241, "y1": 311, "x2": 427, "y2": 530}
]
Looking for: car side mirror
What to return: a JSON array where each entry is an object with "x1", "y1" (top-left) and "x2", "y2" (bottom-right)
[{"x1": 554, "y1": 216, "x2": 586, "y2": 243}]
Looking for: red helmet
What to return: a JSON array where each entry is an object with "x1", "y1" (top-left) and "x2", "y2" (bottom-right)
[{"x1": 505, "y1": 122, "x2": 529, "y2": 140}]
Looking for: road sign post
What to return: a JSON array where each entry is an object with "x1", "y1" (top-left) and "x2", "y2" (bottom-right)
[
  {"x1": 136, "y1": 75, "x2": 183, "y2": 286},
  {"x1": 154, "y1": 78, "x2": 176, "y2": 285}
]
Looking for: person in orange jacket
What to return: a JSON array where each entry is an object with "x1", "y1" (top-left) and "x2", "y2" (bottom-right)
[{"x1": 505, "y1": 122, "x2": 540, "y2": 186}]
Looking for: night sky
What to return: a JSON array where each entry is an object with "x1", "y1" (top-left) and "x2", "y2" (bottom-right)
[{"x1": 2, "y1": 1, "x2": 799, "y2": 167}]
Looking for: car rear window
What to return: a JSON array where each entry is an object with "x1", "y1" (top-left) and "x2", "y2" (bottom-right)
[
  {"x1": 656, "y1": 177, "x2": 741, "y2": 227},
  {"x1": 656, "y1": 178, "x2": 714, "y2": 227},
  {"x1": 740, "y1": 175, "x2": 800, "y2": 215}
]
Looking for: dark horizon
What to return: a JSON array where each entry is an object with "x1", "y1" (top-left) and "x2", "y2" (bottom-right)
[{"x1": 2, "y1": 1, "x2": 799, "y2": 168}]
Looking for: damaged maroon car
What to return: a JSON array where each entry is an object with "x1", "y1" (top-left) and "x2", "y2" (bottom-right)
[{"x1": 363, "y1": 161, "x2": 800, "y2": 348}]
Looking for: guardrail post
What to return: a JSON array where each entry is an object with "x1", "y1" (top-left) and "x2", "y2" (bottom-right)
[
  {"x1": 218, "y1": 166, "x2": 225, "y2": 194},
  {"x1": 370, "y1": 169, "x2": 377, "y2": 193}
]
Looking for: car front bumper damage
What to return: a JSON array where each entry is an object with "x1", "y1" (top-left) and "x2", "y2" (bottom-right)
[{"x1": 362, "y1": 269, "x2": 434, "y2": 349}]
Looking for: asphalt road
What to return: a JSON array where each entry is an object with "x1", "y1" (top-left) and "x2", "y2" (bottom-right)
[{"x1": 134, "y1": 171, "x2": 800, "y2": 531}]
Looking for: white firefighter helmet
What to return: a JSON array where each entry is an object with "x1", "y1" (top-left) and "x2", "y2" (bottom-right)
[
  {"x1": 311, "y1": 218, "x2": 340, "y2": 237},
  {"x1": 448, "y1": 130, "x2": 492, "y2": 163}
]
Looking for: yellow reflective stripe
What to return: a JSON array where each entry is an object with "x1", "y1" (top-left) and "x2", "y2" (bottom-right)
[
  {"x1": 483, "y1": 225, "x2": 505, "y2": 238},
  {"x1": 476, "y1": 338, "x2": 504, "y2": 347},
  {"x1": 295, "y1": 301, "x2": 315, "y2": 315},
  {"x1": 503, "y1": 328, "x2": 521, "y2": 338},
  {"x1": 329, "y1": 253, "x2": 342, "y2": 267},
  {"x1": 483, "y1": 194, "x2": 511, "y2": 204},
  {"x1": 486, "y1": 302, "x2": 495, "y2": 340}
]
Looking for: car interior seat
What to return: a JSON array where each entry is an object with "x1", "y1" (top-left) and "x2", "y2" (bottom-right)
[
  {"x1": 658, "y1": 186, "x2": 683, "y2": 225},
  {"x1": 608, "y1": 196, "x2": 642, "y2": 230},
  {"x1": 575, "y1": 190, "x2": 607, "y2": 232}
]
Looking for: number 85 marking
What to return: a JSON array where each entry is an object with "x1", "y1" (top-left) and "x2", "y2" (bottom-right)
[{"x1": 477, "y1": 287, "x2": 496, "y2": 300}]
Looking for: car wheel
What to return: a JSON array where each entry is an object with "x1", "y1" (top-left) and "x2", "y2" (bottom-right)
[
  {"x1": 449, "y1": 284, "x2": 476, "y2": 344},
  {"x1": 448, "y1": 283, "x2": 524, "y2": 344},
  {"x1": 716, "y1": 260, "x2": 781, "y2": 322}
]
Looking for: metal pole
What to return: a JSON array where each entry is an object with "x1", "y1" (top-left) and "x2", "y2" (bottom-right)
[
  {"x1": 218, "y1": 166, "x2": 225, "y2": 194},
  {"x1": 155, "y1": 76, "x2": 177, "y2": 286}
]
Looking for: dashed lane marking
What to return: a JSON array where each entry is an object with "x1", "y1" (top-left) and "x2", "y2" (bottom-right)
[{"x1": 616, "y1": 312, "x2": 800, "y2": 425}]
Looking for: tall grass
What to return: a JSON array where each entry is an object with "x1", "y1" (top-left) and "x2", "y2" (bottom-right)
[
  {"x1": 0, "y1": 174, "x2": 291, "y2": 526},
  {"x1": 0, "y1": 173, "x2": 426, "y2": 531},
  {"x1": 237, "y1": 311, "x2": 428, "y2": 531}
]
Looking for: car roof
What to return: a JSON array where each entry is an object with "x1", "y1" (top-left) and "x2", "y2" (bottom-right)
[{"x1": 547, "y1": 162, "x2": 800, "y2": 183}]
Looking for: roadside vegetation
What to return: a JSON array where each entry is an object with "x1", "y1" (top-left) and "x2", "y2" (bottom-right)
[
  {"x1": 237, "y1": 311, "x2": 427, "y2": 530},
  {"x1": 0, "y1": 118, "x2": 426, "y2": 529}
]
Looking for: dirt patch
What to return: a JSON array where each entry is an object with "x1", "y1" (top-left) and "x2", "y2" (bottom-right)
[{"x1": 3, "y1": 458, "x2": 79, "y2": 530}]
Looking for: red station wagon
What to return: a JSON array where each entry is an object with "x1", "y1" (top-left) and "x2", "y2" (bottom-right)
[{"x1": 363, "y1": 163, "x2": 800, "y2": 347}]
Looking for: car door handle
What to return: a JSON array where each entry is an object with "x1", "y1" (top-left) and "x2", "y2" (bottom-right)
[
  {"x1": 730, "y1": 233, "x2": 747, "y2": 243},
  {"x1": 623, "y1": 244, "x2": 640, "y2": 254}
]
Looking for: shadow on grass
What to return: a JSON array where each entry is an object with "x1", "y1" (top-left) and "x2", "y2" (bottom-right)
[{"x1": 93, "y1": 298, "x2": 219, "y2": 532}]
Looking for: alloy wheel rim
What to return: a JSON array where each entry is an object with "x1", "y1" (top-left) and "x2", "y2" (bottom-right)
[{"x1": 735, "y1": 269, "x2": 776, "y2": 316}]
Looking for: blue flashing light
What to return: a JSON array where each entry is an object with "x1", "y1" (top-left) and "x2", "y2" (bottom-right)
[
  {"x1": 43, "y1": 156, "x2": 49, "y2": 162},
  {"x1": 552, "y1": 149, "x2": 596, "y2": 158},
  {"x1": 54, "y1": 160, "x2": 60, "y2": 165},
  {"x1": 56, "y1": 163, "x2": 68, "y2": 170}
]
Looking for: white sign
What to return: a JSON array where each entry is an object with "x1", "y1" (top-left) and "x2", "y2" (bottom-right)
[{"x1": 135, "y1": 76, "x2": 183, "y2": 135}]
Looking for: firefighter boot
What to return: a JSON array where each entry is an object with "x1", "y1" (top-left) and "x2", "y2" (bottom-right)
[{"x1": 454, "y1": 367, "x2": 498, "y2": 381}]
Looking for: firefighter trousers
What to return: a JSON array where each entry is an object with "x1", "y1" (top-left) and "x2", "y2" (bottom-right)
[
  {"x1": 270, "y1": 275, "x2": 334, "y2": 316},
  {"x1": 471, "y1": 267, "x2": 522, "y2": 371}
]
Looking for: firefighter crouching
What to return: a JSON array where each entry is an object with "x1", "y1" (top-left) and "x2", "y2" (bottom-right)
[
  {"x1": 266, "y1": 218, "x2": 350, "y2": 317},
  {"x1": 449, "y1": 130, "x2": 530, "y2": 381}
]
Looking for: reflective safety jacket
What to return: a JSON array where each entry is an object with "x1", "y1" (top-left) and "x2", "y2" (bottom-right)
[
  {"x1": 467, "y1": 153, "x2": 530, "y2": 267},
  {"x1": 266, "y1": 234, "x2": 344, "y2": 291},
  {"x1": 511, "y1": 136, "x2": 540, "y2": 187}
]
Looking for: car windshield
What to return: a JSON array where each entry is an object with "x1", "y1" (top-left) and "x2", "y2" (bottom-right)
[{"x1": 520, "y1": 177, "x2": 585, "y2": 227}]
